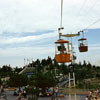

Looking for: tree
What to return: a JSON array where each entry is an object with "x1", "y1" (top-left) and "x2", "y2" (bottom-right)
[
  {"x1": 0, "y1": 78, "x2": 2, "y2": 86},
  {"x1": 27, "y1": 75, "x2": 39, "y2": 99},
  {"x1": 0, "y1": 65, "x2": 13, "y2": 77},
  {"x1": 30, "y1": 72, "x2": 57, "y2": 88},
  {"x1": 83, "y1": 60, "x2": 87, "y2": 66},
  {"x1": 29, "y1": 72, "x2": 57, "y2": 95},
  {"x1": 14, "y1": 67, "x2": 23, "y2": 73},
  {"x1": 27, "y1": 72, "x2": 57, "y2": 100},
  {"x1": 41, "y1": 59, "x2": 47, "y2": 66},
  {"x1": 35, "y1": 59, "x2": 41, "y2": 66},
  {"x1": 47, "y1": 56, "x2": 52, "y2": 65},
  {"x1": 8, "y1": 73, "x2": 28, "y2": 90}
]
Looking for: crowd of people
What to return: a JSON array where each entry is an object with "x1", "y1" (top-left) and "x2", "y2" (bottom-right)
[
  {"x1": 86, "y1": 89, "x2": 100, "y2": 100},
  {"x1": 51, "y1": 87, "x2": 61, "y2": 100},
  {"x1": 15, "y1": 87, "x2": 60, "y2": 100}
]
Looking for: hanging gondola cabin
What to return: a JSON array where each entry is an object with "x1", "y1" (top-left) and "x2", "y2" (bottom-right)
[
  {"x1": 78, "y1": 38, "x2": 88, "y2": 52},
  {"x1": 55, "y1": 39, "x2": 70, "y2": 63}
]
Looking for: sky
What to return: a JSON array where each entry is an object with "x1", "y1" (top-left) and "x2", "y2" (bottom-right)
[{"x1": 0, "y1": 0, "x2": 100, "y2": 67}]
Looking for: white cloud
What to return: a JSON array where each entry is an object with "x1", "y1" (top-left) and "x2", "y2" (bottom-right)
[
  {"x1": 0, "y1": 0, "x2": 100, "y2": 67},
  {"x1": 88, "y1": 44, "x2": 100, "y2": 51},
  {"x1": 0, "y1": 45, "x2": 54, "y2": 67},
  {"x1": 0, "y1": 31, "x2": 57, "y2": 44},
  {"x1": 0, "y1": 0, "x2": 100, "y2": 34},
  {"x1": 0, "y1": 0, "x2": 60, "y2": 34}
]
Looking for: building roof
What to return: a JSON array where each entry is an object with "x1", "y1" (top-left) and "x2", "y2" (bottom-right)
[{"x1": 19, "y1": 67, "x2": 35, "y2": 74}]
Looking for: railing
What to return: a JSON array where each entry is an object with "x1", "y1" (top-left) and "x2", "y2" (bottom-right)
[{"x1": 58, "y1": 79, "x2": 69, "y2": 87}]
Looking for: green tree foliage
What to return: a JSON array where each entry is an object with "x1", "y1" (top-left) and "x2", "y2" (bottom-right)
[
  {"x1": 47, "y1": 56, "x2": 52, "y2": 65},
  {"x1": 14, "y1": 67, "x2": 23, "y2": 73},
  {"x1": 0, "y1": 78, "x2": 2, "y2": 86},
  {"x1": 26, "y1": 87, "x2": 39, "y2": 100},
  {"x1": 26, "y1": 58, "x2": 100, "y2": 82},
  {"x1": 41, "y1": 59, "x2": 47, "y2": 66},
  {"x1": 0, "y1": 65, "x2": 13, "y2": 77},
  {"x1": 0, "y1": 57, "x2": 100, "y2": 90},
  {"x1": 8, "y1": 73, "x2": 28, "y2": 89},
  {"x1": 27, "y1": 72, "x2": 57, "y2": 99},
  {"x1": 29, "y1": 72, "x2": 57, "y2": 89}
]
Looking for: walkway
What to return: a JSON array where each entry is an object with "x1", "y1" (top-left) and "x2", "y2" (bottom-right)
[{"x1": 2, "y1": 90, "x2": 86, "y2": 100}]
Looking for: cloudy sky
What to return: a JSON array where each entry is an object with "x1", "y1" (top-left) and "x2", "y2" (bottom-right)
[{"x1": 0, "y1": 0, "x2": 100, "y2": 67}]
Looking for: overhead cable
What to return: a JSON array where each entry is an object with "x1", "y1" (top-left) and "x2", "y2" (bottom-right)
[{"x1": 83, "y1": 18, "x2": 100, "y2": 31}]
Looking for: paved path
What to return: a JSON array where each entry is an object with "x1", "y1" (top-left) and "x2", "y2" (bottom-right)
[{"x1": 2, "y1": 90, "x2": 86, "y2": 100}]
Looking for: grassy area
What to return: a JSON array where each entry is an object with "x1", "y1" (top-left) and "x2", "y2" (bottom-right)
[{"x1": 59, "y1": 88, "x2": 89, "y2": 95}]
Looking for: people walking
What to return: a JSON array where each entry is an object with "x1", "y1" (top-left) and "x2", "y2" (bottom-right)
[
  {"x1": 16, "y1": 90, "x2": 23, "y2": 100},
  {"x1": 16, "y1": 95, "x2": 22, "y2": 100},
  {"x1": 23, "y1": 89, "x2": 27, "y2": 98},
  {"x1": 51, "y1": 88, "x2": 55, "y2": 100},
  {"x1": 55, "y1": 87, "x2": 59, "y2": 100},
  {"x1": 85, "y1": 96, "x2": 88, "y2": 100}
]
